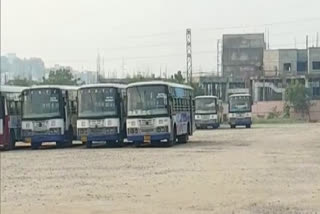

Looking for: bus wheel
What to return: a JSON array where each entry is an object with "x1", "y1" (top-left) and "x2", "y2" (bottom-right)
[
  {"x1": 117, "y1": 138, "x2": 124, "y2": 147},
  {"x1": 178, "y1": 134, "x2": 188, "y2": 144},
  {"x1": 8, "y1": 130, "x2": 16, "y2": 150},
  {"x1": 165, "y1": 127, "x2": 176, "y2": 147},
  {"x1": 31, "y1": 142, "x2": 40, "y2": 150},
  {"x1": 231, "y1": 125, "x2": 236, "y2": 129},
  {"x1": 56, "y1": 141, "x2": 65, "y2": 148},
  {"x1": 246, "y1": 124, "x2": 251, "y2": 129},
  {"x1": 86, "y1": 141, "x2": 92, "y2": 148}
]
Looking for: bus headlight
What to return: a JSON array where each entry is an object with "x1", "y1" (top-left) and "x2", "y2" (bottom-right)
[
  {"x1": 209, "y1": 115, "x2": 217, "y2": 120},
  {"x1": 78, "y1": 128, "x2": 88, "y2": 136},
  {"x1": 156, "y1": 126, "x2": 169, "y2": 133},
  {"x1": 106, "y1": 127, "x2": 117, "y2": 134},
  {"x1": 49, "y1": 128, "x2": 61, "y2": 135},
  {"x1": 128, "y1": 128, "x2": 139, "y2": 134},
  {"x1": 22, "y1": 130, "x2": 33, "y2": 137}
]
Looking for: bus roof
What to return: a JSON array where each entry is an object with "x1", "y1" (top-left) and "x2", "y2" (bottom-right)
[
  {"x1": 0, "y1": 85, "x2": 27, "y2": 93},
  {"x1": 24, "y1": 85, "x2": 79, "y2": 91},
  {"x1": 195, "y1": 95, "x2": 218, "y2": 99},
  {"x1": 229, "y1": 93, "x2": 251, "y2": 98},
  {"x1": 127, "y1": 81, "x2": 193, "y2": 90},
  {"x1": 78, "y1": 83, "x2": 126, "y2": 90}
]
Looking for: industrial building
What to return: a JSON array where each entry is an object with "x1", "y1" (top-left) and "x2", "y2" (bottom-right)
[
  {"x1": 222, "y1": 33, "x2": 265, "y2": 80},
  {"x1": 200, "y1": 33, "x2": 320, "y2": 102}
]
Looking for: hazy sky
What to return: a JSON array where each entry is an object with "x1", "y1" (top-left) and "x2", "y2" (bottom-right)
[{"x1": 2, "y1": 0, "x2": 320, "y2": 77}]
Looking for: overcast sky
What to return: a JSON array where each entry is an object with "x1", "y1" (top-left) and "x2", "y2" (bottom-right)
[{"x1": 2, "y1": 0, "x2": 320, "y2": 77}]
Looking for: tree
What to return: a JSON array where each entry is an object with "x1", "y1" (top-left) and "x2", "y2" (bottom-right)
[
  {"x1": 285, "y1": 82, "x2": 312, "y2": 121},
  {"x1": 42, "y1": 68, "x2": 80, "y2": 85},
  {"x1": 7, "y1": 77, "x2": 37, "y2": 87},
  {"x1": 171, "y1": 71, "x2": 185, "y2": 84}
]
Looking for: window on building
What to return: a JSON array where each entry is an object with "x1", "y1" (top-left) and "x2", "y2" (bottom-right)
[
  {"x1": 297, "y1": 62, "x2": 307, "y2": 73},
  {"x1": 313, "y1": 87, "x2": 320, "y2": 97},
  {"x1": 312, "y1": 61, "x2": 320, "y2": 70},
  {"x1": 283, "y1": 63, "x2": 292, "y2": 72}
]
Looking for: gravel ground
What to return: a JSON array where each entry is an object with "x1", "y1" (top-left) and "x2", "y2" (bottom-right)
[{"x1": 1, "y1": 123, "x2": 320, "y2": 214}]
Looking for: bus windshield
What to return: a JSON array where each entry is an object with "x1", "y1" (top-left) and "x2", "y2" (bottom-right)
[
  {"x1": 23, "y1": 89, "x2": 62, "y2": 119},
  {"x1": 195, "y1": 98, "x2": 217, "y2": 114},
  {"x1": 78, "y1": 87, "x2": 117, "y2": 118},
  {"x1": 127, "y1": 85, "x2": 168, "y2": 116},
  {"x1": 229, "y1": 96, "x2": 251, "y2": 113}
]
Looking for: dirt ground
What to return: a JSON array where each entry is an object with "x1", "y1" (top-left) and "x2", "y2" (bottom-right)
[{"x1": 1, "y1": 123, "x2": 320, "y2": 214}]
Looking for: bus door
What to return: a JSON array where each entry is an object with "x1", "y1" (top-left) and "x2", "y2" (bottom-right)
[
  {"x1": 189, "y1": 95, "x2": 195, "y2": 135},
  {"x1": 0, "y1": 97, "x2": 9, "y2": 146}
]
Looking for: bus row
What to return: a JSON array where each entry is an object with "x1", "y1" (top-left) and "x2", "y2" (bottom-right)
[{"x1": 0, "y1": 81, "x2": 252, "y2": 150}]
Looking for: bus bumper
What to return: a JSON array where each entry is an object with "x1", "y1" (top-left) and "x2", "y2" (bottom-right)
[
  {"x1": 78, "y1": 134, "x2": 121, "y2": 142},
  {"x1": 24, "y1": 135, "x2": 65, "y2": 143},
  {"x1": 127, "y1": 133, "x2": 171, "y2": 144},
  {"x1": 195, "y1": 120, "x2": 219, "y2": 129},
  {"x1": 229, "y1": 118, "x2": 252, "y2": 126}
]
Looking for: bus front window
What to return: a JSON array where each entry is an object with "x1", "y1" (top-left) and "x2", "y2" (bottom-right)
[
  {"x1": 229, "y1": 96, "x2": 251, "y2": 113},
  {"x1": 23, "y1": 89, "x2": 61, "y2": 119},
  {"x1": 195, "y1": 98, "x2": 217, "y2": 114},
  {"x1": 127, "y1": 86, "x2": 168, "y2": 116},
  {"x1": 78, "y1": 88, "x2": 117, "y2": 118}
]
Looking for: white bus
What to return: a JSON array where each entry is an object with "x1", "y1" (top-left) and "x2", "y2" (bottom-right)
[
  {"x1": 76, "y1": 84, "x2": 127, "y2": 148},
  {"x1": 228, "y1": 94, "x2": 252, "y2": 129},
  {"x1": 0, "y1": 86, "x2": 26, "y2": 150},
  {"x1": 195, "y1": 96, "x2": 222, "y2": 129},
  {"x1": 126, "y1": 81, "x2": 194, "y2": 147},
  {"x1": 21, "y1": 85, "x2": 78, "y2": 149}
]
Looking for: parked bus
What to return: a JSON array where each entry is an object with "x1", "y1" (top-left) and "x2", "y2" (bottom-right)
[
  {"x1": 0, "y1": 86, "x2": 26, "y2": 150},
  {"x1": 195, "y1": 96, "x2": 222, "y2": 129},
  {"x1": 21, "y1": 86, "x2": 78, "y2": 149},
  {"x1": 126, "y1": 81, "x2": 194, "y2": 147},
  {"x1": 77, "y1": 84, "x2": 127, "y2": 148},
  {"x1": 228, "y1": 94, "x2": 252, "y2": 128}
]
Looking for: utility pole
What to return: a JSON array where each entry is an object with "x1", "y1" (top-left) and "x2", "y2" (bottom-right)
[
  {"x1": 102, "y1": 56, "x2": 105, "y2": 79},
  {"x1": 317, "y1": 32, "x2": 319, "y2": 47},
  {"x1": 217, "y1": 39, "x2": 222, "y2": 77},
  {"x1": 186, "y1": 29, "x2": 193, "y2": 84},
  {"x1": 267, "y1": 28, "x2": 270, "y2": 49},
  {"x1": 96, "y1": 51, "x2": 101, "y2": 83}
]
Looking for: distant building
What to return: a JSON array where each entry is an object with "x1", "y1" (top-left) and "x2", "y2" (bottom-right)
[
  {"x1": 263, "y1": 48, "x2": 320, "y2": 76},
  {"x1": 75, "y1": 71, "x2": 98, "y2": 84},
  {"x1": 0, "y1": 54, "x2": 45, "y2": 83},
  {"x1": 222, "y1": 33, "x2": 266, "y2": 80}
]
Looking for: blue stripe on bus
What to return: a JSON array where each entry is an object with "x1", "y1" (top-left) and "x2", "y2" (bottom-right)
[{"x1": 27, "y1": 135, "x2": 65, "y2": 143}]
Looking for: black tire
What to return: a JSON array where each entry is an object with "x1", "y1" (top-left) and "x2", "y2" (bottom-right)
[
  {"x1": 134, "y1": 142, "x2": 141, "y2": 148},
  {"x1": 56, "y1": 141, "x2": 65, "y2": 149},
  {"x1": 246, "y1": 124, "x2": 251, "y2": 129},
  {"x1": 8, "y1": 130, "x2": 16, "y2": 150},
  {"x1": 31, "y1": 142, "x2": 40, "y2": 150},
  {"x1": 178, "y1": 134, "x2": 188, "y2": 144},
  {"x1": 67, "y1": 126, "x2": 74, "y2": 147},
  {"x1": 117, "y1": 138, "x2": 124, "y2": 147},
  {"x1": 231, "y1": 125, "x2": 236, "y2": 129},
  {"x1": 86, "y1": 141, "x2": 92, "y2": 148},
  {"x1": 164, "y1": 126, "x2": 176, "y2": 147}
]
